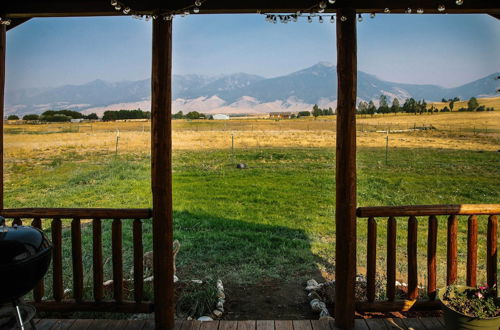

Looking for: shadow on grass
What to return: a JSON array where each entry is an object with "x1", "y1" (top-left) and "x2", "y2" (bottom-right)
[{"x1": 39, "y1": 210, "x2": 334, "y2": 319}]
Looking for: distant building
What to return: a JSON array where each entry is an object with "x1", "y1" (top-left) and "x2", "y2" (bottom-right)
[
  {"x1": 213, "y1": 114, "x2": 230, "y2": 120},
  {"x1": 269, "y1": 112, "x2": 293, "y2": 119}
]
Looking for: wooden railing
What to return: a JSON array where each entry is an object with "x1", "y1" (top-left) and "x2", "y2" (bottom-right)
[
  {"x1": 1, "y1": 208, "x2": 154, "y2": 313},
  {"x1": 356, "y1": 204, "x2": 499, "y2": 312}
]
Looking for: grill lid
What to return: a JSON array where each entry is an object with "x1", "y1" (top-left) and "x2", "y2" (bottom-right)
[{"x1": 0, "y1": 222, "x2": 51, "y2": 265}]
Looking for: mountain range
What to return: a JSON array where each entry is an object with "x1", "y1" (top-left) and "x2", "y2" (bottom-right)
[{"x1": 5, "y1": 62, "x2": 499, "y2": 116}]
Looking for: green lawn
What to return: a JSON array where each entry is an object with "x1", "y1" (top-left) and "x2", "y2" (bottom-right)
[{"x1": 5, "y1": 147, "x2": 499, "y2": 300}]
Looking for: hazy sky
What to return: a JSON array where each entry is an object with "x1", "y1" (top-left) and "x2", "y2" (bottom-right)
[{"x1": 6, "y1": 14, "x2": 500, "y2": 91}]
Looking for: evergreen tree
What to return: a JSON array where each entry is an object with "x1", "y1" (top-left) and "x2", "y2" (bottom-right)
[
  {"x1": 391, "y1": 98, "x2": 400, "y2": 113},
  {"x1": 467, "y1": 97, "x2": 479, "y2": 111},
  {"x1": 378, "y1": 95, "x2": 389, "y2": 114},
  {"x1": 312, "y1": 104, "x2": 322, "y2": 118},
  {"x1": 357, "y1": 101, "x2": 368, "y2": 115},
  {"x1": 367, "y1": 101, "x2": 376, "y2": 116}
]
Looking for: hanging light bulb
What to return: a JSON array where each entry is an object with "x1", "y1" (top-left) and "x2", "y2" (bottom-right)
[
  {"x1": 417, "y1": 8, "x2": 424, "y2": 14},
  {"x1": 456, "y1": 0, "x2": 463, "y2": 5},
  {"x1": 318, "y1": 8, "x2": 325, "y2": 13},
  {"x1": 195, "y1": 0, "x2": 202, "y2": 6},
  {"x1": 319, "y1": 16, "x2": 324, "y2": 23},
  {"x1": 340, "y1": 16, "x2": 347, "y2": 21},
  {"x1": 114, "y1": 4, "x2": 122, "y2": 11},
  {"x1": 296, "y1": 11, "x2": 301, "y2": 15},
  {"x1": 328, "y1": 0, "x2": 336, "y2": 3},
  {"x1": 123, "y1": 7, "x2": 131, "y2": 14},
  {"x1": 111, "y1": 0, "x2": 118, "y2": 6},
  {"x1": 370, "y1": 12, "x2": 376, "y2": 18},
  {"x1": 437, "y1": 4, "x2": 445, "y2": 12},
  {"x1": 164, "y1": 15, "x2": 173, "y2": 21},
  {"x1": 384, "y1": 8, "x2": 390, "y2": 13},
  {"x1": 308, "y1": 16, "x2": 312, "y2": 23},
  {"x1": 145, "y1": 15, "x2": 151, "y2": 21},
  {"x1": 193, "y1": 7, "x2": 200, "y2": 13},
  {"x1": 357, "y1": 14, "x2": 363, "y2": 22},
  {"x1": 405, "y1": 8, "x2": 412, "y2": 13},
  {"x1": 319, "y1": 1, "x2": 328, "y2": 9},
  {"x1": 184, "y1": 10, "x2": 190, "y2": 15},
  {"x1": 152, "y1": 15, "x2": 158, "y2": 19},
  {"x1": 330, "y1": 15, "x2": 335, "y2": 23}
]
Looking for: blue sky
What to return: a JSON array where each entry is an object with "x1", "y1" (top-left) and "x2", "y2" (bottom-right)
[{"x1": 5, "y1": 14, "x2": 500, "y2": 90}]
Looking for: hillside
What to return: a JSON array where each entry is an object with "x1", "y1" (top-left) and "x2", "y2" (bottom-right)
[{"x1": 5, "y1": 63, "x2": 499, "y2": 116}]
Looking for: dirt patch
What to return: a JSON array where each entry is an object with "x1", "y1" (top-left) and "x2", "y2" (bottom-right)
[{"x1": 224, "y1": 280, "x2": 317, "y2": 320}]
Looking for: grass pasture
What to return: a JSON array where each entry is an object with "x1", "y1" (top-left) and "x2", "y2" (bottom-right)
[{"x1": 3, "y1": 110, "x2": 500, "y2": 309}]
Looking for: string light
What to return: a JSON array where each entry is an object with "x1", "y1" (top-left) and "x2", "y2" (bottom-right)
[
  {"x1": 109, "y1": 0, "x2": 207, "y2": 20},
  {"x1": 0, "y1": 18, "x2": 11, "y2": 25},
  {"x1": 260, "y1": 1, "x2": 457, "y2": 24}
]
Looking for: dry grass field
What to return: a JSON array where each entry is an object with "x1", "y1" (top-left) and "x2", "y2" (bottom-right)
[{"x1": 4, "y1": 111, "x2": 500, "y2": 163}]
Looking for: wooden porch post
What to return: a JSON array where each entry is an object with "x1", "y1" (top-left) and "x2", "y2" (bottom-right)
[
  {"x1": 334, "y1": 7, "x2": 357, "y2": 329},
  {"x1": 151, "y1": 18, "x2": 174, "y2": 330},
  {"x1": 0, "y1": 26, "x2": 5, "y2": 210}
]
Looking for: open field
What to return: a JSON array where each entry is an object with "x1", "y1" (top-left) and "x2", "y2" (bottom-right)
[{"x1": 3, "y1": 111, "x2": 500, "y2": 315}]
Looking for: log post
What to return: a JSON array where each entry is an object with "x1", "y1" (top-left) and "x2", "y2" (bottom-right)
[
  {"x1": 335, "y1": 7, "x2": 357, "y2": 329},
  {"x1": 151, "y1": 17, "x2": 174, "y2": 330},
  {"x1": 0, "y1": 26, "x2": 5, "y2": 210}
]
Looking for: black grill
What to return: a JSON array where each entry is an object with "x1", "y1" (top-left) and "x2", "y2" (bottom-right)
[{"x1": 0, "y1": 217, "x2": 52, "y2": 329}]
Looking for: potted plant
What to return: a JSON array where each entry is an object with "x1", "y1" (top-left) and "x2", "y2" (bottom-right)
[{"x1": 438, "y1": 285, "x2": 500, "y2": 329}]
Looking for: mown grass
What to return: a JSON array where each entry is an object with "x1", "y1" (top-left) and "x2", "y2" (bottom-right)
[{"x1": 4, "y1": 146, "x2": 499, "y2": 301}]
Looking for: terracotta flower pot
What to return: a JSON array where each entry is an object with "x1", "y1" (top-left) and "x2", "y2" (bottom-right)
[{"x1": 437, "y1": 286, "x2": 500, "y2": 330}]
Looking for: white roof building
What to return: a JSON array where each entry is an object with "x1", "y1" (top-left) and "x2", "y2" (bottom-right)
[{"x1": 213, "y1": 114, "x2": 230, "y2": 120}]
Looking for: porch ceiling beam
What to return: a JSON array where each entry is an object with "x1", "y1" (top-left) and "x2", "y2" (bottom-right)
[{"x1": 2, "y1": 0, "x2": 499, "y2": 17}]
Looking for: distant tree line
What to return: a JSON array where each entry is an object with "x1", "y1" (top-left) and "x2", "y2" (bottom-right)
[
  {"x1": 311, "y1": 104, "x2": 334, "y2": 117},
  {"x1": 102, "y1": 109, "x2": 150, "y2": 121},
  {"x1": 172, "y1": 111, "x2": 209, "y2": 120},
  {"x1": 19, "y1": 110, "x2": 98, "y2": 122},
  {"x1": 357, "y1": 95, "x2": 494, "y2": 115}
]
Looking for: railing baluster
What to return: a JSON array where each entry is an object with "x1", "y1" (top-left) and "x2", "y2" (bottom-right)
[
  {"x1": 13, "y1": 217, "x2": 22, "y2": 225},
  {"x1": 112, "y1": 219, "x2": 123, "y2": 303},
  {"x1": 427, "y1": 215, "x2": 437, "y2": 300},
  {"x1": 407, "y1": 216, "x2": 418, "y2": 300},
  {"x1": 92, "y1": 218, "x2": 103, "y2": 302},
  {"x1": 447, "y1": 215, "x2": 458, "y2": 285},
  {"x1": 367, "y1": 217, "x2": 377, "y2": 302},
  {"x1": 133, "y1": 219, "x2": 144, "y2": 303},
  {"x1": 51, "y1": 218, "x2": 63, "y2": 302},
  {"x1": 31, "y1": 217, "x2": 44, "y2": 302},
  {"x1": 71, "y1": 218, "x2": 83, "y2": 302},
  {"x1": 387, "y1": 216, "x2": 396, "y2": 301},
  {"x1": 467, "y1": 215, "x2": 478, "y2": 287},
  {"x1": 487, "y1": 215, "x2": 497, "y2": 295}
]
